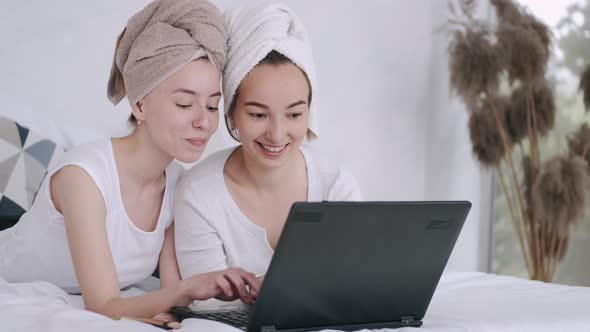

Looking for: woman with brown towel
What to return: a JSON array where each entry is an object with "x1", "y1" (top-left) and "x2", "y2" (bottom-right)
[{"x1": 0, "y1": 0, "x2": 258, "y2": 321}]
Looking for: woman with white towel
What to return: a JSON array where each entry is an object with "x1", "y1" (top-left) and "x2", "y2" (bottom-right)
[
  {"x1": 0, "y1": 0, "x2": 259, "y2": 320},
  {"x1": 175, "y1": 2, "x2": 362, "y2": 289}
]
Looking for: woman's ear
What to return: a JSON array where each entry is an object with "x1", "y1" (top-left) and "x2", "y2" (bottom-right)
[
  {"x1": 228, "y1": 114, "x2": 235, "y2": 130},
  {"x1": 132, "y1": 100, "x2": 146, "y2": 123}
]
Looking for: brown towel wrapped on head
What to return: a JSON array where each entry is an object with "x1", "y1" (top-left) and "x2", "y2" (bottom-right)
[{"x1": 107, "y1": 0, "x2": 227, "y2": 106}]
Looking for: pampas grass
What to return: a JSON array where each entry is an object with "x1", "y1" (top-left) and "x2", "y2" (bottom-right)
[
  {"x1": 469, "y1": 97, "x2": 510, "y2": 166},
  {"x1": 497, "y1": 23, "x2": 548, "y2": 84},
  {"x1": 522, "y1": 13, "x2": 551, "y2": 57},
  {"x1": 490, "y1": 0, "x2": 521, "y2": 24},
  {"x1": 506, "y1": 81, "x2": 556, "y2": 143},
  {"x1": 532, "y1": 156, "x2": 588, "y2": 273},
  {"x1": 533, "y1": 156, "x2": 588, "y2": 231},
  {"x1": 447, "y1": 0, "x2": 589, "y2": 282},
  {"x1": 568, "y1": 123, "x2": 590, "y2": 172},
  {"x1": 449, "y1": 29, "x2": 501, "y2": 105}
]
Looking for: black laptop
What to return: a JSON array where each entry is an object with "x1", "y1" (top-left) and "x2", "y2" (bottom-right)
[{"x1": 173, "y1": 201, "x2": 471, "y2": 331}]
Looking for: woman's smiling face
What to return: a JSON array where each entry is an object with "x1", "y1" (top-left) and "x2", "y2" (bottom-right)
[
  {"x1": 134, "y1": 58, "x2": 221, "y2": 163},
  {"x1": 230, "y1": 62, "x2": 310, "y2": 169}
]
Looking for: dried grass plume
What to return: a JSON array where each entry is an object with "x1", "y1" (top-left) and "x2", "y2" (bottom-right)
[
  {"x1": 491, "y1": 0, "x2": 551, "y2": 58},
  {"x1": 497, "y1": 23, "x2": 547, "y2": 84},
  {"x1": 468, "y1": 97, "x2": 510, "y2": 166},
  {"x1": 568, "y1": 123, "x2": 590, "y2": 173},
  {"x1": 522, "y1": 13, "x2": 551, "y2": 58},
  {"x1": 491, "y1": 0, "x2": 522, "y2": 24},
  {"x1": 449, "y1": 29, "x2": 502, "y2": 106},
  {"x1": 532, "y1": 156, "x2": 588, "y2": 236},
  {"x1": 505, "y1": 81, "x2": 556, "y2": 143}
]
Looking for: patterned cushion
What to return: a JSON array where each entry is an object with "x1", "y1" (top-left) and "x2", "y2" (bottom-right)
[{"x1": 0, "y1": 116, "x2": 64, "y2": 230}]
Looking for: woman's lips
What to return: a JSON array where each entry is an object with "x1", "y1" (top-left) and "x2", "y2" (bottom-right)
[{"x1": 186, "y1": 137, "x2": 208, "y2": 147}]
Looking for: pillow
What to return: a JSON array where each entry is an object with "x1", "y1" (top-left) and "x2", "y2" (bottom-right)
[{"x1": 0, "y1": 116, "x2": 64, "y2": 230}]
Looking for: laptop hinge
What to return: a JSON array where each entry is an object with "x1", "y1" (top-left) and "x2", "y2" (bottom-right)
[
  {"x1": 260, "y1": 325, "x2": 277, "y2": 332},
  {"x1": 401, "y1": 316, "x2": 417, "y2": 324}
]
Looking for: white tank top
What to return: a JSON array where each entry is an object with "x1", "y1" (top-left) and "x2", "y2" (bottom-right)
[{"x1": 0, "y1": 139, "x2": 183, "y2": 294}]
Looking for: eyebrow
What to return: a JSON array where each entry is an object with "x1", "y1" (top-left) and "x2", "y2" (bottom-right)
[
  {"x1": 244, "y1": 101, "x2": 269, "y2": 109},
  {"x1": 172, "y1": 88, "x2": 221, "y2": 97},
  {"x1": 244, "y1": 100, "x2": 307, "y2": 110},
  {"x1": 286, "y1": 100, "x2": 307, "y2": 108}
]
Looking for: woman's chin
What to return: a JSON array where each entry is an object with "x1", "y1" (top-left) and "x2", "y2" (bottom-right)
[{"x1": 175, "y1": 150, "x2": 204, "y2": 164}]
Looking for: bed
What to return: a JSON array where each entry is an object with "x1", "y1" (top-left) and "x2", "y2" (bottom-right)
[{"x1": 2, "y1": 271, "x2": 589, "y2": 332}]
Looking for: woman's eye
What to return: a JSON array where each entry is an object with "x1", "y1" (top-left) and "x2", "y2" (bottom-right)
[
  {"x1": 207, "y1": 106, "x2": 219, "y2": 112},
  {"x1": 176, "y1": 103, "x2": 192, "y2": 109},
  {"x1": 289, "y1": 113, "x2": 303, "y2": 119},
  {"x1": 249, "y1": 113, "x2": 266, "y2": 119}
]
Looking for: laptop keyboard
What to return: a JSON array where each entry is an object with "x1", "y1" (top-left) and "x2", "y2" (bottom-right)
[{"x1": 192, "y1": 307, "x2": 254, "y2": 329}]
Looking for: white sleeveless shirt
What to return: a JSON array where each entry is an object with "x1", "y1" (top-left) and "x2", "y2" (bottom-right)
[
  {"x1": 0, "y1": 139, "x2": 183, "y2": 294},
  {"x1": 175, "y1": 146, "x2": 362, "y2": 279}
]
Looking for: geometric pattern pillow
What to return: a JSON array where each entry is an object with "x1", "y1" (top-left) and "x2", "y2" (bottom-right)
[{"x1": 0, "y1": 116, "x2": 64, "y2": 230}]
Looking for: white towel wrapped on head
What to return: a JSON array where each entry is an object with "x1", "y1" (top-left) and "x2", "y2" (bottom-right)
[{"x1": 223, "y1": 1, "x2": 319, "y2": 140}]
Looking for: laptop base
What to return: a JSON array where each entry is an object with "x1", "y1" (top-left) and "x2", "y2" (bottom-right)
[{"x1": 172, "y1": 306, "x2": 423, "y2": 331}]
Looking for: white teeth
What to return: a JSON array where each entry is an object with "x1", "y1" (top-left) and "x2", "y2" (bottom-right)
[{"x1": 261, "y1": 144, "x2": 286, "y2": 153}]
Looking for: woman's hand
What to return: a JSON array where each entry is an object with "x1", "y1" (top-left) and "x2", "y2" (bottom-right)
[
  {"x1": 152, "y1": 312, "x2": 177, "y2": 323},
  {"x1": 182, "y1": 268, "x2": 260, "y2": 304},
  {"x1": 251, "y1": 275, "x2": 265, "y2": 298}
]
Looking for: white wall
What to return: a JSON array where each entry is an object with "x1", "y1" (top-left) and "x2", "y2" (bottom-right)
[
  {"x1": 0, "y1": 0, "x2": 490, "y2": 272},
  {"x1": 424, "y1": 1, "x2": 493, "y2": 272}
]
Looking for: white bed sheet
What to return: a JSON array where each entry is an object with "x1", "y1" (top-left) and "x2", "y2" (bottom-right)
[{"x1": 1, "y1": 272, "x2": 589, "y2": 332}]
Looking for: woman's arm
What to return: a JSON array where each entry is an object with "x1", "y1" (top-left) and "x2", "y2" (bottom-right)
[
  {"x1": 51, "y1": 166, "x2": 258, "y2": 318},
  {"x1": 160, "y1": 223, "x2": 259, "y2": 305},
  {"x1": 174, "y1": 185, "x2": 229, "y2": 278},
  {"x1": 159, "y1": 224, "x2": 181, "y2": 289}
]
